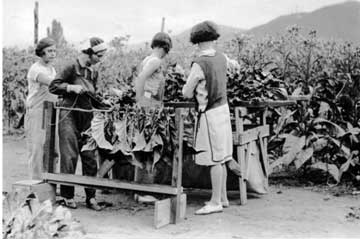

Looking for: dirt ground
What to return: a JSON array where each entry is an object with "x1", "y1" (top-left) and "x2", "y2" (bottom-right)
[{"x1": 2, "y1": 135, "x2": 360, "y2": 239}]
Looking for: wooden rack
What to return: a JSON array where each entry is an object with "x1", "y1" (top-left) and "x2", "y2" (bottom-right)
[{"x1": 41, "y1": 100, "x2": 298, "y2": 227}]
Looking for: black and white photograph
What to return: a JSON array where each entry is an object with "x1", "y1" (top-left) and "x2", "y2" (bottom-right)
[{"x1": 2, "y1": 0, "x2": 360, "y2": 238}]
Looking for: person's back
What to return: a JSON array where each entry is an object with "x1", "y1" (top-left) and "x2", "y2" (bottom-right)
[
  {"x1": 140, "y1": 55, "x2": 165, "y2": 102},
  {"x1": 135, "y1": 32, "x2": 172, "y2": 108},
  {"x1": 193, "y1": 51, "x2": 227, "y2": 110}
]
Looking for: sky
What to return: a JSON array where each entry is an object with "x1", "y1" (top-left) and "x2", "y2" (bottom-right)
[{"x1": 2, "y1": 0, "x2": 359, "y2": 47}]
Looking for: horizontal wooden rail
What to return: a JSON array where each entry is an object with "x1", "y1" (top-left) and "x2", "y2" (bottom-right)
[
  {"x1": 232, "y1": 100, "x2": 297, "y2": 108},
  {"x1": 164, "y1": 100, "x2": 298, "y2": 109},
  {"x1": 232, "y1": 125, "x2": 269, "y2": 145},
  {"x1": 164, "y1": 102, "x2": 195, "y2": 108},
  {"x1": 54, "y1": 106, "x2": 113, "y2": 113},
  {"x1": 43, "y1": 173, "x2": 182, "y2": 195},
  {"x1": 287, "y1": 95, "x2": 312, "y2": 101}
]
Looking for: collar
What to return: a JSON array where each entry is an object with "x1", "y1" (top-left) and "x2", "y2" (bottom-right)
[
  {"x1": 75, "y1": 57, "x2": 93, "y2": 76},
  {"x1": 198, "y1": 48, "x2": 216, "y2": 57}
]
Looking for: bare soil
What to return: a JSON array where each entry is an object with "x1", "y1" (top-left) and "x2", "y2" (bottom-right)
[{"x1": 3, "y1": 135, "x2": 360, "y2": 239}]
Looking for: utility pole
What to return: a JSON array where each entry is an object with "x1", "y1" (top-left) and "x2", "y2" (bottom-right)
[
  {"x1": 161, "y1": 17, "x2": 165, "y2": 32},
  {"x1": 34, "y1": 1, "x2": 39, "y2": 45}
]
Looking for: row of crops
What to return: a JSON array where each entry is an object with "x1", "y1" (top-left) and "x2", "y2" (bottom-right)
[{"x1": 3, "y1": 26, "x2": 359, "y2": 185}]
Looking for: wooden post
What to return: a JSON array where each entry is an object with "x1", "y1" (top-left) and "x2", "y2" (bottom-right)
[
  {"x1": 235, "y1": 107, "x2": 247, "y2": 205},
  {"x1": 171, "y1": 108, "x2": 184, "y2": 223},
  {"x1": 42, "y1": 101, "x2": 56, "y2": 174},
  {"x1": 34, "y1": 1, "x2": 39, "y2": 45},
  {"x1": 161, "y1": 17, "x2": 165, "y2": 32},
  {"x1": 260, "y1": 108, "x2": 269, "y2": 185}
]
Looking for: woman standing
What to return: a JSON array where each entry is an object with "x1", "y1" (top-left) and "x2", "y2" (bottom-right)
[
  {"x1": 135, "y1": 32, "x2": 172, "y2": 107},
  {"x1": 49, "y1": 37, "x2": 107, "y2": 210},
  {"x1": 26, "y1": 37, "x2": 57, "y2": 180},
  {"x1": 133, "y1": 32, "x2": 172, "y2": 184},
  {"x1": 182, "y1": 21, "x2": 233, "y2": 215}
]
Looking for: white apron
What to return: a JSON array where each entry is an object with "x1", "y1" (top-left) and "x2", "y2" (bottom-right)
[{"x1": 194, "y1": 103, "x2": 233, "y2": 166}]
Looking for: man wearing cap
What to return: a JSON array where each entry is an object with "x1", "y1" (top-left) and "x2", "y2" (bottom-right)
[
  {"x1": 26, "y1": 37, "x2": 57, "y2": 180},
  {"x1": 49, "y1": 37, "x2": 107, "y2": 211}
]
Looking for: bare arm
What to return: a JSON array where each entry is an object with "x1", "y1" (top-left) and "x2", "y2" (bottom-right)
[
  {"x1": 134, "y1": 58, "x2": 161, "y2": 101},
  {"x1": 182, "y1": 63, "x2": 204, "y2": 99}
]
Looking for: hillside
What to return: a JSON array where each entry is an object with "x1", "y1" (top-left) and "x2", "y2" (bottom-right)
[
  {"x1": 247, "y1": 1, "x2": 360, "y2": 43},
  {"x1": 128, "y1": 1, "x2": 360, "y2": 51}
]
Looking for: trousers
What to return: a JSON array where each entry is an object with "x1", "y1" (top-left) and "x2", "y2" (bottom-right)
[{"x1": 58, "y1": 109, "x2": 97, "y2": 199}]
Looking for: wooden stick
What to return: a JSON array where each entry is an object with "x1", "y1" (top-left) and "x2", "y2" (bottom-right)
[
  {"x1": 235, "y1": 107, "x2": 247, "y2": 205},
  {"x1": 42, "y1": 101, "x2": 56, "y2": 174},
  {"x1": 54, "y1": 106, "x2": 113, "y2": 113},
  {"x1": 34, "y1": 2, "x2": 38, "y2": 45}
]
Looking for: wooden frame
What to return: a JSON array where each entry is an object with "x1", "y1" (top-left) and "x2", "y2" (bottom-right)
[
  {"x1": 42, "y1": 101, "x2": 187, "y2": 228},
  {"x1": 42, "y1": 100, "x2": 298, "y2": 226}
]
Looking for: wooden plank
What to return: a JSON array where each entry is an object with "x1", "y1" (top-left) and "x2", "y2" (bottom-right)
[
  {"x1": 240, "y1": 125, "x2": 269, "y2": 145},
  {"x1": 43, "y1": 173, "x2": 182, "y2": 195},
  {"x1": 164, "y1": 102, "x2": 195, "y2": 108},
  {"x1": 232, "y1": 125, "x2": 269, "y2": 145},
  {"x1": 171, "y1": 194, "x2": 186, "y2": 225},
  {"x1": 232, "y1": 100, "x2": 297, "y2": 108},
  {"x1": 154, "y1": 198, "x2": 171, "y2": 228},
  {"x1": 171, "y1": 108, "x2": 184, "y2": 224},
  {"x1": 154, "y1": 194, "x2": 186, "y2": 228},
  {"x1": 164, "y1": 100, "x2": 297, "y2": 109},
  {"x1": 179, "y1": 194, "x2": 187, "y2": 219},
  {"x1": 42, "y1": 101, "x2": 56, "y2": 174},
  {"x1": 235, "y1": 107, "x2": 247, "y2": 205},
  {"x1": 258, "y1": 134, "x2": 268, "y2": 177},
  {"x1": 171, "y1": 110, "x2": 180, "y2": 186},
  {"x1": 287, "y1": 95, "x2": 311, "y2": 101},
  {"x1": 97, "y1": 159, "x2": 115, "y2": 178},
  {"x1": 262, "y1": 137, "x2": 269, "y2": 188},
  {"x1": 244, "y1": 143, "x2": 251, "y2": 181},
  {"x1": 260, "y1": 107, "x2": 270, "y2": 182}
]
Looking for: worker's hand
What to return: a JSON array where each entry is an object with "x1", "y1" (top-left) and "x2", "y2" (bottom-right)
[{"x1": 67, "y1": 85, "x2": 86, "y2": 94}]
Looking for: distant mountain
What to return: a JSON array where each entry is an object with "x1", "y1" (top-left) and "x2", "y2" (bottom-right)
[
  {"x1": 247, "y1": 1, "x2": 360, "y2": 43},
  {"x1": 127, "y1": 1, "x2": 360, "y2": 51}
]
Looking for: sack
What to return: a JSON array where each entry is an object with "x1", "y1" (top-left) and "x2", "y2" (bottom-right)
[{"x1": 246, "y1": 141, "x2": 268, "y2": 194}]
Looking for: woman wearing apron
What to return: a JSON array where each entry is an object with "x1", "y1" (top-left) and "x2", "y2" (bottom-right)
[
  {"x1": 26, "y1": 37, "x2": 57, "y2": 180},
  {"x1": 183, "y1": 21, "x2": 233, "y2": 215}
]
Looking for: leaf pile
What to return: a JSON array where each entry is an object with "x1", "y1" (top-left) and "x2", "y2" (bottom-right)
[{"x1": 3, "y1": 192, "x2": 85, "y2": 239}]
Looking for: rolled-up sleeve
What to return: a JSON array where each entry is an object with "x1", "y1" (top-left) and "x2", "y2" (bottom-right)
[
  {"x1": 49, "y1": 64, "x2": 74, "y2": 95},
  {"x1": 182, "y1": 63, "x2": 205, "y2": 99}
]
